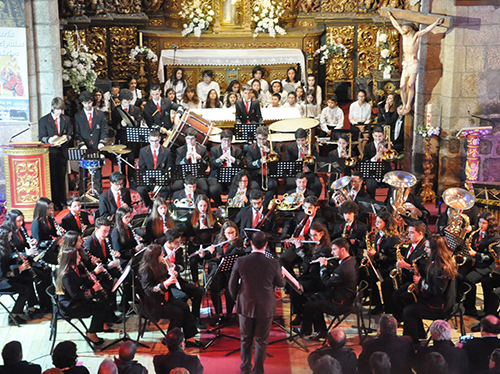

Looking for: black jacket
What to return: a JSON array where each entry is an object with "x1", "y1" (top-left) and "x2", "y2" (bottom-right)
[
  {"x1": 39, "y1": 112, "x2": 72, "y2": 156},
  {"x1": 74, "y1": 108, "x2": 108, "y2": 149},
  {"x1": 143, "y1": 97, "x2": 182, "y2": 131},
  {"x1": 99, "y1": 188, "x2": 133, "y2": 219},
  {"x1": 414, "y1": 340, "x2": 469, "y2": 374},
  {"x1": 209, "y1": 144, "x2": 243, "y2": 178},
  {"x1": 138, "y1": 145, "x2": 174, "y2": 171},
  {"x1": 153, "y1": 350, "x2": 203, "y2": 374},
  {"x1": 462, "y1": 336, "x2": 500, "y2": 374},
  {"x1": 235, "y1": 97, "x2": 262, "y2": 124},
  {"x1": 320, "y1": 255, "x2": 357, "y2": 307},
  {"x1": 61, "y1": 211, "x2": 91, "y2": 234}
]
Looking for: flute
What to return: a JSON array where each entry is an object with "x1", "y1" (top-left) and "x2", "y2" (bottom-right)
[
  {"x1": 282, "y1": 239, "x2": 320, "y2": 245},
  {"x1": 188, "y1": 239, "x2": 233, "y2": 258},
  {"x1": 310, "y1": 256, "x2": 336, "y2": 264}
]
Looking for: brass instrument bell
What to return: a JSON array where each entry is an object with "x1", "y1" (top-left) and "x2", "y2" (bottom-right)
[{"x1": 382, "y1": 125, "x2": 398, "y2": 161}]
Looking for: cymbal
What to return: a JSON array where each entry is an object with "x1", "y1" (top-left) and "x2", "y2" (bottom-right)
[
  {"x1": 268, "y1": 133, "x2": 296, "y2": 142},
  {"x1": 101, "y1": 144, "x2": 127, "y2": 152},
  {"x1": 114, "y1": 149, "x2": 132, "y2": 154},
  {"x1": 209, "y1": 134, "x2": 246, "y2": 143},
  {"x1": 269, "y1": 118, "x2": 319, "y2": 132},
  {"x1": 210, "y1": 127, "x2": 222, "y2": 135}
]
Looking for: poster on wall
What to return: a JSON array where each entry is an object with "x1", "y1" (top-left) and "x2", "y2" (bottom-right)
[{"x1": 0, "y1": 27, "x2": 30, "y2": 123}]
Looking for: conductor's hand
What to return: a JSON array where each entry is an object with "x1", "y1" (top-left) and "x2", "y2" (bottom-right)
[{"x1": 93, "y1": 282, "x2": 103, "y2": 292}]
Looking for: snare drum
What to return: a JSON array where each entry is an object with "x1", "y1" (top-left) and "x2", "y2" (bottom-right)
[
  {"x1": 79, "y1": 159, "x2": 101, "y2": 170},
  {"x1": 165, "y1": 110, "x2": 218, "y2": 148}
]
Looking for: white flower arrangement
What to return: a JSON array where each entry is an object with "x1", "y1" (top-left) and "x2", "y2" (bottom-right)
[
  {"x1": 179, "y1": 0, "x2": 214, "y2": 37},
  {"x1": 130, "y1": 46, "x2": 158, "y2": 63},
  {"x1": 252, "y1": 0, "x2": 286, "y2": 38},
  {"x1": 61, "y1": 37, "x2": 98, "y2": 94},
  {"x1": 315, "y1": 40, "x2": 348, "y2": 65},
  {"x1": 418, "y1": 125, "x2": 440, "y2": 138},
  {"x1": 377, "y1": 32, "x2": 394, "y2": 74}
]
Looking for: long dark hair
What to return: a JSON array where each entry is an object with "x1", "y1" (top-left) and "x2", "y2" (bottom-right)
[
  {"x1": 115, "y1": 207, "x2": 133, "y2": 244},
  {"x1": 377, "y1": 211, "x2": 398, "y2": 236},
  {"x1": 311, "y1": 222, "x2": 330, "y2": 252},
  {"x1": 139, "y1": 244, "x2": 167, "y2": 281},
  {"x1": 149, "y1": 197, "x2": 175, "y2": 237},
  {"x1": 481, "y1": 211, "x2": 500, "y2": 237},
  {"x1": 59, "y1": 230, "x2": 86, "y2": 263},
  {"x1": 170, "y1": 67, "x2": 187, "y2": 88},
  {"x1": 56, "y1": 247, "x2": 78, "y2": 295},
  {"x1": 182, "y1": 85, "x2": 200, "y2": 105},
  {"x1": 216, "y1": 220, "x2": 240, "y2": 243},
  {"x1": 204, "y1": 89, "x2": 222, "y2": 108},
  {"x1": 0, "y1": 226, "x2": 13, "y2": 258},
  {"x1": 3, "y1": 209, "x2": 24, "y2": 232},
  {"x1": 93, "y1": 87, "x2": 105, "y2": 109},
  {"x1": 165, "y1": 88, "x2": 178, "y2": 103},
  {"x1": 230, "y1": 170, "x2": 251, "y2": 190},
  {"x1": 33, "y1": 197, "x2": 52, "y2": 221},
  {"x1": 428, "y1": 235, "x2": 458, "y2": 279},
  {"x1": 191, "y1": 194, "x2": 216, "y2": 228},
  {"x1": 224, "y1": 80, "x2": 241, "y2": 95}
]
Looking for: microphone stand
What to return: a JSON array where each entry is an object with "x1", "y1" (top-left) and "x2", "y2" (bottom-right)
[{"x1": 9, "y1": 124, "x2": 31, "y2": 143}]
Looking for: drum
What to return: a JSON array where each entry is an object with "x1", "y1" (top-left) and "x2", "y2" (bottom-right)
[
  {"x1": 164, "y1": 110, "x2": 221, "y2": 148},
  {"x1": 79, "y1": 159, "x2": 101, "y2": 170}
]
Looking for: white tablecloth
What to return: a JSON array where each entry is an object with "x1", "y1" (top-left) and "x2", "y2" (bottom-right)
[
  {"x1": 158, "y1": 48, "x2": 306, "y2": 83},
  {"x1": 192, "y1": 107, "x2": 301, "y2": 123}
]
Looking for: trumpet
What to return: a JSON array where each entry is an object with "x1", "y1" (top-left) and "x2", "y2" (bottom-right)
[
  {"x1": 344, "y1": 132, "x2": 356, "y2": 167},
  {"x1": 382, "y1": 125, "x2": 398, "y2": 161},
  {"x1": 310, "y1": 256, "x2": 335, "y2": 264},
  {"x1": 302, "y1": 129, "x2": 315, "y2": 170}
]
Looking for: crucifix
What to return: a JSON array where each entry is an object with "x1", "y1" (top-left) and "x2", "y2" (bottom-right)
[{"x1": 379, "y1": 7, "x2": 451, "y2": 115}]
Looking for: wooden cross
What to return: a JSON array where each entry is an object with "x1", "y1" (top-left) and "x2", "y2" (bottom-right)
[{"x1": 380, "y1": 7, "x2": 452, "y2": 33}]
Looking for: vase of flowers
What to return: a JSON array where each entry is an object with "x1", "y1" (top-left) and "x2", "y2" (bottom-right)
[
  {"x1": 315, "y1": 40, "x2": 348, "y2": 65},
  {"x1": 61, "y1": 37, "x2": 98, "y2": 94},
  {"x1": 377, "y1": 32, "x2": 394, "y2": 79},
  {"x1": 180, "y1": 0, "x2": 215, "y2": 37},
  {"x1": 417, "y1": 125, "x2": 440, "y2": 138},
  {"x1": 130, "y1": 46, "x2": 158, "y2": 63},
  {"x1": 252, "y1": 0, "x2": 286, "y2": 38}
]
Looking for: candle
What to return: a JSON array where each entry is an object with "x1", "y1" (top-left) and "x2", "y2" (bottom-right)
[
  {"x1": 426, "y1": 103, "x2": 432, "y2": 130},
  {"x1": 376, "y1": 30, "x2": 380, "y2": 47},
  {"x1": 139, "y1": 32, "x2": 143, "y2": 47}
]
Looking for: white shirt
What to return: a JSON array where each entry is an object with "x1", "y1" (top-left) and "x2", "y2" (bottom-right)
[
  {"x1": 320, "y1": 106, "x2": 344, "y2": 131},
  {"x1": 131, "y1": 89, "x2": 142, "y2": 106},
  {"x1": 303, "y1": 103, "x2": 321, "y2": 119},
  {"x1": 282, "y1": 80, "x2": 302, "y2": 93},
  {"x1": 349, "y1": 101, "x2": 372, "y2": 125},
  {"x1": 265, "y1": 89, "x2": 288, "y2": 105},
  {"x1": 394, "y1": 116, "x2": 403, "y2": 140},
  {"x1": 181, "y1": 100, "x2": 202, "y2": 110},
  {"x1": 164, "y1": 80, "x2": 187, "y2": 101},
  {"x1": 283, "y1": 102, "x2": 305, "y2": 117},
  {"x1": 197, "y1": 81, "x2": 220, "y2": 103}
]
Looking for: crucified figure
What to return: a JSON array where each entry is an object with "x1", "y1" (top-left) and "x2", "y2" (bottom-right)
[{"x1": 387, "y1": 11, "x2": 443, "y2": 115}]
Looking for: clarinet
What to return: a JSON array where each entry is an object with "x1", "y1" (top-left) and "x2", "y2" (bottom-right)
[
  {"x1": 128, "y1": 223, "x2": 143, "y2": 250},
  {"x1": 77, "y1": 212, "x2": 88, "y2": 234},
  {"x1": 80, "y1": 264, "x2": 108, "y2": 299},
  {"x1": 163, "y1": 256, "x2": 181, "y2": 290},
  {"x1": 161, "y1": 214, "x2": 168, "y2": 234},
  {"x1": 82, "y1": 247, "x2": 113, "y2": 281},
  {"x1": 105, "y1": 237, "x2": 123, "y2": 274},
  {"x1": 20, "y1": 226, "x2": 38, "y2": 255},
  {"x1": 10, "y1": 241, "x2": 39, "y2": 283},
  {"x1": 52, "y1": 216, "x2": 66, "y2": 237}
]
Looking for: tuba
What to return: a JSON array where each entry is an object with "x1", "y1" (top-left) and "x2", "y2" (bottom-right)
[
  {"x1": 383, "y1": 171, "x2": 417, "y2": 227},
  {"x1": 382, "y1": 125, "x2": 398, "y2": 161},
  {"x1": 443, "y1": 188, "x2": 474, "y2": 239},
  {"x1": 330, "y1": 175, "x2": 352, "y2": 207}
]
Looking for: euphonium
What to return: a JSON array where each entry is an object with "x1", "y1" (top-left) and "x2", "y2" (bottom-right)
[
  {"x1": 344, "y1": 132, "x2": 357, "y2": 167},
  {"x1": 173, "y1": 197, "x2": 194, "y2": 209},
  {"x1": 382, "y1": 125, "x2": 398, "y2": 161},
  {"x1": 383, "y1": 171, "x2": 417, "y2": 228},
  {"x1": 330, "y1": 175, "x2": 352, "y2": 207},
  {"x1": 277, "y1": 192, "x2": 304, "y2": 211},
  {"x1": 389, "y1": 242, "x2": 405, "y2": 290},
  {"x1": 443, "y1": 187, "x2": 475, "y2": 239}
]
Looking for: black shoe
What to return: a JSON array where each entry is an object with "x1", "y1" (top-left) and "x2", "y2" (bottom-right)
[
  {"x1": 465, "y1": 309, "x2": 478, "y2": 317},
  {"x1": 9, "y1": 315, "x2": 27, "y2": 326},
  {"x1": 292, "y1": 327, "x2": 309, "y2": 337},
  {"x1": 307, "y1": 331, "x2": 327, "y2": 341},
  {"x1": 185, "y1": 340, "x2": 202, "y2": 348},
  {"x1": 471, "y1": 323, "x2": 481, "y2": 332},
  {"x1": 291, "y1": 315, "x2": 303, "y2": 326},
  {"x1": 28, "y1": 308, "x2": 44, "y2": 319},
  {"x1": 196, "y1": 319, "x2": 208, "y2": 330},
  {"x1": 90, "y1": 337, "x2": 104, "y2": 346}
]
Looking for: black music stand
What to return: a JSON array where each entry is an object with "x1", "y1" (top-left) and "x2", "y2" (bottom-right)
[
  {"x1": 218, "y1": 167, "x2": 242, "y2": 184},
  {"x1": 234, "y1": 123, "x2": 258, "y2": 141},
  {"x1": 203, "y1": 254, "x2": 240, "y2": 350},
  {"x1": 171, "y1": 164, "x2": 205, "y2": 180},
  {"x1": 268, "y1": 161, "x2": 302, "y2": 179},
  {"x1": 359, "y1": 161, "x2": 383, "y2": 183},
  {"x1": 444, "y1": 229, "x2": 466, "y2": 252},
  {"x1": 136, "y1": 169, "x2": 170, "y2": 186},
  {"x1": 126, "y1": 127, "x2": 150, "y2": 143}
]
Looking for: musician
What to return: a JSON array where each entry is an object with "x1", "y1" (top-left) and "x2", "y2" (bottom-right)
[
  {"x1": 235, "y1": 189, "x2": 276, "y2": 241},
  {"x1": 329, "y1": 172, "x2": 370, "y2": 225},
  {"x1": 103, "y1": 81, "x2": 120, "y2": 112},
  {"x1": 464, "y1": 211, "x2": 500, "y2": 316},
  {"x1": 403, "y1": 236, "x2": 457, "y2": 343},
  {"x1": 393, "y1": 221, "x2": 429, "y2": 322},
  {"x1": 327, "y1": 134, "x2": 359, "y2": 178},
  {"x1": 285, "y1": 128, "x2": 322, "y2": 197},
  {"x1": 235, "y1": 84, "x2": 263, "y2": 125},
  {"x1": 227, "y1": 170, "x2": 251, "y2": 207},
  {"x1": 319, "y1": 95, "x2": 344, "y2": 138},
  {"x1": 209, "y1": 129, "x2": 243, "y2": 206},
  {"x1": 39, "y1": 97, "x2": 72, "y2": 210},
  {"x1": 296, "y1": 237, "x2": 357, "y2": 340},
  {"x1": 246, "y1": 126, "x2": 279, "y2": 206},
  {"x1": 30, "y1": 197, "x2": 63, "y2": 265},
  {"x1": 143, "y1": 84, "x2": 183, "y2": 133},
  {"x1": 99, "y1": 171, "x2": 132, "y2": 221},
  {"x1": 137, "y1": 130, "x2": 174, "y2": 208},
  {"x1": 56, "y1": 247, "x2": 112, "y2": 345},
  {"x1": 144, "y1": 197, "x2": 176, "y2": 245},
  {"x1": 171, "y1": 174, "x2": 199, "y2": 206},
  {"x1": 332, "y1": 201, "x2": 367, "y2": 262},
  {"x1": 4, "y1": 210, "x2": 37, "y2": 254},
  {"x1": 384, "y1": 186, "x2": 430, "y2": 224},
  {"x1": 362, "y1": 126, "x2": 391, "y2": 199},
  {"x1": 61, "y1": 196, "x2": 91, "y2": 235},
  {"x1": 74, "y1": 90, "x2": 108, "y2": 194}
]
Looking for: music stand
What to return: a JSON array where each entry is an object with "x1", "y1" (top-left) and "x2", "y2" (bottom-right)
[
  {"x1": 443, "y1": 229, "x2": 466, "y2": 252},
  {"x1": 203, "y1": 254, "x2": 240, "y2": 350},
  {"x1": 234, "y1": 123, "x2": 258, "y2": 142},
  {"x1": 359, "y1": 161, "x2": 383, "y2": 183},
  {"x1": 136, "y1": 169, "x2": 170, "y2": 187},
  {"x1": 126, "y1": 127, "x2": 150, "y2": 143},
  {"x1": 268, "y1": 161, "x2": 302, "y2": 179},
  {"x1": 218, "y1": 167, "x2": 242, "y2": 184},
  {"x1": 171, "y1": 164, "x2": 205, "y2": 180},
  {"x1": 101, "y1": 259, "x2": 148, "y2": 350}
]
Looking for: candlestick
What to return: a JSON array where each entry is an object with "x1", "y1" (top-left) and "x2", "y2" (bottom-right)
[
  {"x1": 139, "y1": 32, "x2": 143, "y2": 47},
  {"x1": 426, "y1": 103, "x2": 432, "y2": 130}
]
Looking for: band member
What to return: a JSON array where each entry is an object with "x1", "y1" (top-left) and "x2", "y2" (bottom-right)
[
  {"x1": 235, "y1": 189, "x2": 276, "y2": 241},
  {"x1": 144, "y1": 197, "x2": 176, "y2": 245},
  {"x1": 385, "y1": 186, "x2": 429, "y2": 224},
  {"x1": 392, "y1": 104, "x2": 405, "y2": 152},
  {"x1": 295, "y1": 237, "x2": 357, "y2": 340},
  {"x1": 235, "y1": 84, "x2": 263, "y2": 125},
  {"x1": 4, "y1": 210, "x2": 37, "y2": 254},
  {"x1": 464, "y1": 211, "x2": 500, "y2": 316},
  {"x1": 327, "y1": 134, "x2": 359, "y2": 178},
  {"x1": 39, "y1": 97, "x2": 72, "y2": 210},
  {"x1": 246, "y1": 126, "x2": 279, "y2": 206},
  {"x1": 171, "y1": 175, "x2": 199, "y2": 204},
  {"x1": 74, "y1": 90, "x2": 108, "y2": 194},
  {"x1": 209, "y1": 129, "x2": 243, "y2": 206},
  {"x1": 60, "y1": 197, "x2": 91, "y2": 235},
  {"x1": 285, "y1": 128, "x2": 322, "y2": 197},
  {"x1": 227, "y1": 170, "x2": 251, "y2": 207},
  {"x1": 143, "y1": 84, "x2": 183, "y2": 133},
  {"x1": 229, "y1": 231, "x2": 285, "y2": 374},
  {"x1": 332, "y1": 201, "x2": 367, "y2": 262},
  {"x1": 137, "y1": 130, "x2": 175, "y2": 208},
  {"x1": 30, "y1": 197, "x2": 63, "y2": 265},
  {"x1": 362, "y1": 126, "x2": 391, "y2": 199},
  {"x1": 56, "y1": 247, "x2": 111, "y2": 345},
  {"x1": 403, "y1": 236, "x2": 457, "y2": 343},
  {"x1": 285, "y1": 172, "x2": 313, "y2": 203},
  {"x1": 99, "y1": 172, "x2": 132, "y2": 221}
]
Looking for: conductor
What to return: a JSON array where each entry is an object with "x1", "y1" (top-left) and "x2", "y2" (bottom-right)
[{"x1": 229, "y1": 231, "x2": 285, "y2": 374}]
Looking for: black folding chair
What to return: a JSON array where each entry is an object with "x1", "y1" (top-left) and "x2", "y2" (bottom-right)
[{"x1": 0, "y1": 291, "x2": 20, "y2": 327}]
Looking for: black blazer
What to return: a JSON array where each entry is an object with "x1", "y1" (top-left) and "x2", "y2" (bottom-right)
[
  {"x1": 332, "y1": 220, "x2": 367, "y2": 259},
  {"x1": 171, "y1": 189, "x2": 199, "y2": 202},
  {"x1": 285, "y1": 142, "x2": 319, "y2": 162},
  {"x1": 58, "y1": 268, "x2": 95, "y2": 312},
  {"x1": 229, "y1": 251, "x2": 285, "y2": 318},
  {"x1": 31, "y1": 216, "x2": 58, "y2": 243},
  {"x1": 377, "y1": 108, "x2": 398, "y2": 127},
  {"x1": 83, "y1": 233, "x2": 112, "y2": 264},
  {"x1": 39, "y1": 113, "x2": 72, "y2": 155},
  {"x1": 111, "y1": 226, "x2": 137, "y2": 263},
  {"x1": 74, "y1": 108, "x2": 108, "y2": 149},
  {"x1": 209, "y1": 144, "x2": 243, "y2": 178},
  {"x1": 176, "y1": 143, "x2": 208, "y2": 170},
  {"x1": 414, "y1": 340, "x2": 469, "y2": 374},
  {"x1": 308, "y1": 346, "x2": 358, "y2": 374},
  {"x1": 60, "y1": 211, "x2": 91, "y2": 234},
  {"x1": 0, "y1": 361, "x2": 42, "y2": 374},
  {"x1": 245, "y1": 142, "x2": 280, "y2": 179},
  {"x1": 111, "y1": 105, "x2": 143, "y2": 144},
  {"x1": 235, "y1": 97, "x2": 262, "y2": 124},
  {"x1": 99, "y1": 188, "x2": 132, "y2": 219},
  {"x1": 320, "y1": 255, "x2": 357, "y2": 306},
  {"x1": 153, "y1": 350, "x2": 204, "y2": 374},
  {"x1": 399, "y1": 239, "x2": 429, "y2": 283},
  {"x1": 462, "y1": 336, "x2": 500, "y2": 374},
  {"x1": 372, "y1": 233, "x2": 400, "y2": 274},
  {"x1": 139, "y1": 145, "x2": 174, "y2": 170},
  {"x1": 235, "y1": 205, "x2": 276, "y2": 238},
  {"x1": 143, "y1": 98, "x2": 182, "y2": 130},
  {"x1": 392, "y1": 116, "x2": 405, "y2": 152}
]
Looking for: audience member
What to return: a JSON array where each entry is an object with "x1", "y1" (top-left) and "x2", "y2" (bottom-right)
[
  {"x1": 169, "y1": 369, "x2": 189, "y2": 374},
  {"x1": 0, "y1": 341, "x2": 41, "y2": 374},
  {"x1": 98, "y1": 359, "x2": 119, "y2": 374},
  {"x1": 308, "y1": 328, "x2": 357, "y2": 374},
  {"x1": 370, "y1": 351, "x2": 391, "y2": 374},
  {"x1": 52, "y1": 341, "x2": 90, "y2": 374},
  {"x1": 357, "y1": 314, "x2": 414, "y2": 374},
  {"x1": 489, "y1": 348, "x2": 500, "y2": 374},
  {"x1": 153, "y1": 328, "x2": 203, "y2": 374},
  {"x1": 114, "y1": 341, "x2": 148, "y2": 374},
  {"x1": 310, "y1": 355, "x2": 342, "y2": 374},
  {"x1": 43, "y1": 369, "x2": 64, "y2": 374},
  {"x1": 422, "y1": 352, "x2": 449, "y2": 374}
]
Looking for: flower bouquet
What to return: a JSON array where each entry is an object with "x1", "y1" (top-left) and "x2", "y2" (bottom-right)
[
  {"x1": 180, "y1": 0, "x2": 215, "y2": 37},
  {"x1": 377, "y1": 32, "x2": 394, "y2": 77},
  {"x1": 417, "y1": 125, "x2": 440, "y2": 138},
  {"x1": 130, "y1": 46, "x2": 158, "y2": 63},
  {"x1": 61, "y1": 37, "x2": 98, "y2": 94},
  {"x1": 315, "y1": 40, "x2": 348, "y2": 65},
  {"x1": 252, "y1": 0, "x2": 286, "y2": 38}
]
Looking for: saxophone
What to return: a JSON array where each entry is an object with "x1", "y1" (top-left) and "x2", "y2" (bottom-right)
[
  {"x1": 360, "y1": 230, "x2": 376, "y2": 276},
  {"x1": 389, "y1": 242, "x2": 405, "y2": 290},
  {"x1": 342, "y1": 222, "x2": 350, "y2": 239},
  {"x1": 407, "y1": 253, "x2": 427, "y2": 303},
  {"x1": 488, "y1": 241, "x2": 500, "y2": 277}
]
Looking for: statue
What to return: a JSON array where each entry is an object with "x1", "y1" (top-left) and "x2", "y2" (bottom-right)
[{"x1": 386, "y1": 11, "x2": 443, "y2": 115}]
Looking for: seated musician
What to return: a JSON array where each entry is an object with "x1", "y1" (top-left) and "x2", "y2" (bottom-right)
[
  {"x1": 5, "y1": 210, "x2": 38, "y2": 258},
  {"x1": 227, "y1": 170, "x2": 251, "y2": 208},
  {"x1": 99, "y1": 171, "x2": 132, "y2": 221},
  {"x1": 185, "y1": 195, "x2": 220, "y2": 286},
  {"x1": 31, "y1": 197, "x2": 64, "y2": 265},
  {"x1": 56, "y1": 247, "x2": 112, "y2": 345},
  {"x1": 283, "y1": 92, "x2": 305, "y2": 117},
  {"x1": 377, "y1": 93, "x2": 399, "y2": 128},
  {"x1": 246, "y1": 126, "x2": 279, "y2": 206},
  {"x1": 327, "y1": 134, "x2": 359, "y2": 179},
  {"x1": 172, "y1": 175, "x2": 199, "y2": 207},
  {"x1": 384, "y1": 185, "x2": 430, "y2": 224},
  {"x1": 332, "y1": 201, "x2": 367, "y2": 262},
  {"x1": 197, "y1": 70, "x2": 220, "y2": 106},
  {"x1": 138, "y1": 243, "x2": 200, "y2": 345},
  {"x1": 295, "y1": 237, "x2": 358, "y2": 340},
  {"x1": 285, "y1": 128, "x2": 322, "y2": 197},
  {"x1": 319, "y1": 95, "x2": 344, "y2": 138},
  {"x1": 199, "y1": 221, "x2": 245, "y2": 325},
  {"x1": 289, "y1": 222, "x2": 332, "y2": 327},
  {"x1": 392, "y1": 221, "x2": 429, "y2": 322},
  {"x1": 111, "y1": 207, "x2": 143, "y2": 268},
  {"x1": 163, "y1": 229, "x2": 206, "y2": 331},
  {"x1": 464, "y1": 211, "x2": 500, "y2": 317},
  {"x1": 143, "y1": 84, "x2": 183, "y2": 134},
  {"x1": 235, "y1": 189, "x2": 276, "y2": 245},
  {"x1": 403, "y1": 236, "x2": 457, "y2": 343},
  {"x1": 137, "y1": 130, "x2": 174, "y2": 208},
  {"x1": 235, "y1": 84, "x2": 263, "y2": 126},
  {"x1": 61, "y1": 196, "x2": 91, "y2": 235},
  {"x1": 144, "y1": 197, "x2": 176, "y2": 245},
  {"x1": 111, "y1": 88, "x2": 143, "y2": 189},
  {"x1": 362, "y1": 126, "x2": 391, "y2": 199},
  {"x1": 209, "y1": 129, "x2": 243, "y2": 206}
]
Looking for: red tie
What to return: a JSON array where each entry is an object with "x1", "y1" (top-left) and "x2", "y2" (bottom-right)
[
  {"x1": 153, "y1": 150, "x2": 158, "y2": 169},
  {"x1": 55, "y1": 117, "x2": 59, "y2": 135},
  {"x1": 88, "y1": 112, "x2": 92, "y2": 129},
  {"x1": 116, "y1": 192, "x2": 122, "y2": 208},
  {"x1": 246, "y1": 100, "x2": 250, "y2": 113},
  {"x1": 157, "y1": 102, "x2": 161, "y2": 114},
  {"x1": 125, "y1": 107, "x2": 128, "y2": 113},
  {"x1": 223, "y1": 243, "x2": 229, "y2": 254},
  {"x1": 408, "y1": 244, "x2": 416, "y2": 259},
  {"x1": 101, "y1": 240, "x2": 107, "y2": 259},
  {"x1": 302, "y1": 217, "x2": 311, "y2": 236},
  {"x1": 479, "y1": 231, "x2": 485, "y2": 242},
  {"x1": 253, "y1": 210, "x2": 261, "y2": 228},
  {"x1": 75, "y1": 214, "x2": 81, "y2": 230},
  {"x1": 223, "y1": 148, "x2": 228, "y2": 167}
]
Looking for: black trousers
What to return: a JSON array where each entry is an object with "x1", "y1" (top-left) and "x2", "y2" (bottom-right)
[
  {"x1": 176, "y1": 279, "x2": 204, "y2": 320},
  {"x1": 403, "y1": 300, "x2": 448, "y2": 343},
  {"x1": 157, "y1": 297, "x2": 198, "y2": 339},
  {"x1": 302, "y1": 292, "x2": 350, "y2": 335},
  {"x1": 210, "y1": 271, "x2": 235, "y2": 316},
  {"x1": 464, "y1": 267, "x2": 492, "y2": 313},
  {"x1": 137, "y1": 185, "x2": 171, "y2": 208},
  {"x1": 239, "y1": 314, "x2": 273, "y2": 374},
  {"x1": 49, "y1": 148, "x2": 67, "y2": 207},
  {"x1": 0, "y1": 278, "x2": 30, "y2": 314},
  {"x1": 60, "y1": 300, "x2": 108, "y2": 333}
]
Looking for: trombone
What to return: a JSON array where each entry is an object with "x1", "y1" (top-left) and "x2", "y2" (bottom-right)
[
  {"x1": 345, "y1": 133, "x2": 356, "y2": 167},
  {"x1": 382, "y1": 125, "x2": 398, "y2": 162}
]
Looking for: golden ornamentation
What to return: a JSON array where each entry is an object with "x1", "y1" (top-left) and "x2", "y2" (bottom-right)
[
  {"x1": 282, "y1": 0, "x2": 299, "y2": 27},
  {"x1": 384, "y1": 82, "x2": 396, "y2": 92},
  {"x1": 296, "y1": 19, "x2": 315, "y2": 27},
  {"x1": 357, "y1": 24, "x2": 379, "y2": 77},
  {"x1": 242, "y1": 0, "x2": 251, "y2": 31},
  {"x1": 298, "y1": 0, "x2": 319, "y2": 13},
  {"x1": 149, "y1": 19, "x2": 165, "y2": 27},
  {"x1": 213, "y1": 0, "x2": 221, "y2": 33},
  {"x1": 88, "y1": 27, "x2": 108, "y2": 79},
  {"x1": 148, "y1": 39, "x2": 160, "y2": 84},
  {"x1": 109, "y1": 27, "x2": 138, "y2": 80},
  {"x1": 321, "y1": 0, "x2": 357, "y2": 12},
  {"x1": 325, "y1": 26, "x2": 354, "y2": 82},
  {"x1": 143, "y1": 0, "x2": 164, "y2": 12}
]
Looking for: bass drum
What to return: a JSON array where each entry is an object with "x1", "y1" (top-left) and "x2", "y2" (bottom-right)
[{"x1": 164, "y1": 110, "x2": 221, "y2": 148}]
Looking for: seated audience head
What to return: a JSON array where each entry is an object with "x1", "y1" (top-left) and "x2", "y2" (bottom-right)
[
  {"x1": 183, "y1": 85, "x2": 199, "y2": 104},
  {"x1": 287, "y1": 91, "x2": 297, "y2": 105},
  {"x1": 1, "y1": 341, "x2": 22, "y2": 365},
  {"x1": 270, "y1": 79, "x2": 283, "y2": 93},
  {"x1": 327, "y1": 328, "x2": 346, "y2": 349},
  {"x1": 271, "y1": 93, "x2": 281, "y2": 106},
  {"x1": 118, "y1": 341, "x2": 138, "y2": 362},
  {"x1": 52, "y1": 341, "x2": 78, "y2": 369},
  {"x1": 378, "y1": 314, "x2": 398, "y2": 336},
  {"x1": 98, "y1": 358, "x2": 118, "y2": 374},
  {"x1": 311, "y1": 355, "x2": 342, "y2": 374},
  {"x1": 165, "y1": 327, "x2": 185, "y2": 351},
  {"x1": 490, "y1": 348, "x2": 500, "y2": 371},
  {"x1": 481, "y1": 315, "x2": 500, "y2": 336},
  {"x1": 430, "y1": 320, "x2": 452, "y2": 342},
  {"x1": 370, "y1": 351, "x2": 391, "y2": 374},
  {"x1": 422, "y1": 352, "x2": 449, "y2": 374}
]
